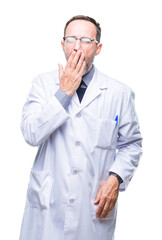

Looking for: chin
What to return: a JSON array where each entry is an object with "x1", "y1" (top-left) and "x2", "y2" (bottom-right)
[{"x1": 83, "y1": 64, "x2": 92, "y2": 76}]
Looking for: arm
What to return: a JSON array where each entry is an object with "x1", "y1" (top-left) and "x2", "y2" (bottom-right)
[
  {"x1": 109, "y1": 90, "x2": 143, "y2": 191},
  {"x1": 94, "y1": 89, "x2": 142, "y2": 219},
  {"x1": 21, "y1": 50, "x2": 85, "y2": 147},
  {"x1": 54, "y1": 88, "x2": 72, "y2": 111},
  {"x1": 21, "y1": 76, "x2": 70, "y2": 146}
]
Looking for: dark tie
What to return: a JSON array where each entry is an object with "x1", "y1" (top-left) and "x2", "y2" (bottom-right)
[{"x1": 76, "y1": 80, "x2": 87, "y2": 103}]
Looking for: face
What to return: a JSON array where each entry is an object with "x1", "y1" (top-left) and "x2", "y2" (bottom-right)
[{"x1": 61, "y1": 20, "x2": 102, "y2": 74}]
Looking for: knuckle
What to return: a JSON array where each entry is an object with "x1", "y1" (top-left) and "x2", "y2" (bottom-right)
[{"x1": 101, "y1": 195, "x2": 107, "y2": 201}]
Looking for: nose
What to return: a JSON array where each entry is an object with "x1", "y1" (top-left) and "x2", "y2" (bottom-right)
[{"x1": 74, "y1": 39, "x2": 82, "y2": 51}]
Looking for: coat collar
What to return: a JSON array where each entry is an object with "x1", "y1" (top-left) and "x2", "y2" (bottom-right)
[{"x1": 71, "y1": 68, "x2": 109, "y2": 114}]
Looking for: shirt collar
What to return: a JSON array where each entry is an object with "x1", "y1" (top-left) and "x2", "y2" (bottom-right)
[{"x1": 82, "y1": 65, "x2": 95, "y2": 87}]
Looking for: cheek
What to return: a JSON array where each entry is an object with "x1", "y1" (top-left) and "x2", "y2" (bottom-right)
[
  {"x1": 64, "y1": 45, "x2": 73, "y2": 57},
  {"x1": 84, "y1": 50, "x2": 94, "y2": 62},
  {"x1": 84, "y1": 45, "x2": 96, "y2": 58}
]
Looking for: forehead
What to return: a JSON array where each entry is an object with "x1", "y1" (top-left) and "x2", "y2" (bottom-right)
[{"x1": 65, "y1": 20, "x2": 97, "y2": 38}]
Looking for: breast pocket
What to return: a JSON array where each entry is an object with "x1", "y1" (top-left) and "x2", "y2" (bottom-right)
[
  {"x1": 27, "y1": 169, "x2": 53, "y2": 209},
  {"x1": 95, "y1": 119, "x2": 118, "y2": 149}
]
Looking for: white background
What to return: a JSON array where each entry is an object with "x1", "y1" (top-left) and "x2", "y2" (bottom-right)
[{"x1": 0, "y1": 0, "x2": 161, "y2": 239}]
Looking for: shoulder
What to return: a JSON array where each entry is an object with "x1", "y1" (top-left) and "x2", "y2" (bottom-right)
[
  {"x1": 33, "y1": 70, "x2": 59, "y2": 84},
  {"x1": 31, "y1": 70, "x2": 59, "y2": 94},
  {"x1": 95, "y1": 68, "x2": 135, "y2": 98}
]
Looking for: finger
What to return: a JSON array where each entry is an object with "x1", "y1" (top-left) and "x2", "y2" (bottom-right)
[
  {"x1": 75, "y1": 52, "x2": 85, "y2": 73},
  {"x1": 96, "y1": 199, "x2": 105, "y2": 217},
  {"x1": 94, "y1": 189, "x2": 102, "y2": 204},
  {"x1": 71, "y1": 50, "x2": 82, "y2": 69},
  {"x1": 66, "y1": 51, "x2": 76, "y2": 69},
  {"x1": 78, "y1": 60, "x2": 86, "y2": 77},
  {"x1": 100, "y1": 198, "x2": 117, "y2": 220},
  {"x1": 99, "y1": 201, "x2": 110, "y2": 219},
  {"x1": 58, "y1": 64, "x2": 63, "y2": 80}
]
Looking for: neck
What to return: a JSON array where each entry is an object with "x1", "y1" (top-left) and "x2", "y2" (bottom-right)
[{"x1": 83, "y1": 65, "x2": 93, "y2": 77}]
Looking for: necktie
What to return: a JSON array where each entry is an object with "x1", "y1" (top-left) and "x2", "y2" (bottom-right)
[{"x1": 76, "y1": 80, "x2": 87, "y2": 103}]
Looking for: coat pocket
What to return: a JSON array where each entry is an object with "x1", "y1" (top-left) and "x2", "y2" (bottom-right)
[
  {"x1": 27, "y1": 169, "x2": 53, "y2": 209},
  {"x1": 95, "y1": 119, "x2": 118, "y2": 149},
  {"x1": 90, "y1": 200, "x2": 117, "y2": 221}
]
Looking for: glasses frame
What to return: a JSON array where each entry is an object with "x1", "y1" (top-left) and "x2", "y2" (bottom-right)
[{"x1": 63, "y1": 36, "x2": 99, "y2": 44}]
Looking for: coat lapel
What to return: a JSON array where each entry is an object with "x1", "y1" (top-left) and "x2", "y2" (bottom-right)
[{"x1": 73, "y1": 68, "x2": 109, "y2": 115}]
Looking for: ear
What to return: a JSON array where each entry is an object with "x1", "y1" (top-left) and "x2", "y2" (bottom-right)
[
  {"x1": 61, "y1": 40, "x2": 64, "y2": 51},
  {"x1": 95, "y1": 43, "x2": 102, "y2": 56}
]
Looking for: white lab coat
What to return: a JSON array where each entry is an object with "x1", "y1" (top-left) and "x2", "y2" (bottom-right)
[{"x1": 19, "y1": 67, "x2": 142, "y2": 240}]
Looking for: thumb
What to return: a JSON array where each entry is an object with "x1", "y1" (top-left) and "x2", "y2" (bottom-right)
[
  {"x1": 94, "y1": 191, "x2": 101, "y2": 204},
  {"x1": 58, "y1": 64, "x2": 63, "y2": 80}
]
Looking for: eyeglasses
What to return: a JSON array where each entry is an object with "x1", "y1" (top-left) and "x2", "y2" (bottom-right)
[{"x1": 63, "y1": 36, "x2": 99, "y2": 45}]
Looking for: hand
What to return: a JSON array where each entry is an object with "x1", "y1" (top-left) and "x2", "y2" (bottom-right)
[
  {"x1": 58, "y1": 50, "x2": 86, "y2": 97},
  {"x1": 94, "y1": 175, "x2": 120, "y2": 220}
]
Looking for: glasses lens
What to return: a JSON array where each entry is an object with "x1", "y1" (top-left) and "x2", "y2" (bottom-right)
[
  {"x1": 80, "y1": 37, "x2": 92, "y2": 43},
  {"x1": 66, "y1": 37, "x2": 76, "y2": 43}
]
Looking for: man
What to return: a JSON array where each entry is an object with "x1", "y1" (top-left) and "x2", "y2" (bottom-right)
[{"x1": 19, "y1": 15, "x2": 142, "y2": 240}]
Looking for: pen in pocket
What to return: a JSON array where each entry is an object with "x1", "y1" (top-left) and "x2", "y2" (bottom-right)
[{"x1": 115, "y1": 115, "x2": 118, "y2": 126}]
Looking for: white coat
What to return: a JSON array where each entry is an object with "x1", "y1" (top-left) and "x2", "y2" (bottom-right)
[{"x1": 19, "y1": 67, "x2": 142, "y2": 240}]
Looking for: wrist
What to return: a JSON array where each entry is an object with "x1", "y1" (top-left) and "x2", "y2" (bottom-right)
[
  {"x1": 60, "y1": 87, "x2": 74, "y2": 97},
  {"x1": 106, "y1": 174, "x2": 120, "y2": 191},
  {"x1": 109, "y1": 172, "x2": 123, "y2": 184}
]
